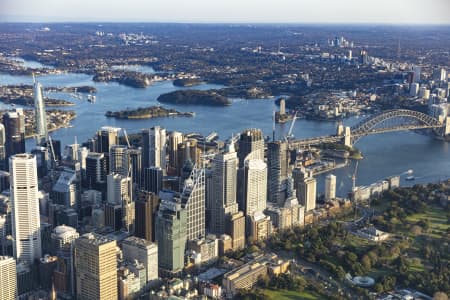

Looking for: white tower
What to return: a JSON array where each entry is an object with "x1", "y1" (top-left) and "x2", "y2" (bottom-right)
[
  {"x1": 33, "y1": 75, "x2": 48, "y2": 146},
  {"x1": 10, "y1": 154, "x2": 41, "y2": 265},
  {"x1": 243, "y1": 159, "x2": 267, "y2": 216},
  {"x1": 325, "y1": 174, "x2": 337, "y2": 201},
  {"x1": 0, "y1": 256, "x2": 17, "y2": 300}
]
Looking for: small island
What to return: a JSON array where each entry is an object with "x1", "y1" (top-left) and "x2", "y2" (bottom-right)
[
  {"x1": 157, "y1": 90, "x2": 231, "y2": 106},
  {"x1": 105, "y1": 106, "x2": 195, "y2": 119}
]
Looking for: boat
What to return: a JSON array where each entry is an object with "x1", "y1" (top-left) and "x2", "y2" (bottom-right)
[
  {"x1": 87, "y1": 95, "x2": 96, "y2": 103},
  {"x1": 405, "y1": 176, "x2": 415, "y2": 181}
]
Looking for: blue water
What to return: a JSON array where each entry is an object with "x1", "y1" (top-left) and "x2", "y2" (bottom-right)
[{"x1": 1, "y1": 67, "x2": 449, "y2": 197}]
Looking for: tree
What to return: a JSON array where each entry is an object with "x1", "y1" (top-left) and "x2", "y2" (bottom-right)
[{"x1": 433, "y1": 292, "x2": 449, "y2": 300}]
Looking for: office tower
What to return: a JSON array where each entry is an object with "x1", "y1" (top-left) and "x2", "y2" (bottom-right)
[
  {"x1": 126, "y1": 148, "x2": 142, "y2": 187},
  {"x1": 143, "y1": 166, "x2": 163, "y2": 194},
  {"x1": 10, "y1": 154, "x2": 41, "y2": 265},
  {"x1": 110, "y1": 145, "x2": 127, "y2": 175},
  {"x1": 65, "y1": 143, "x2": 79, "y2": 161},
  {"x1": 325, "y1": 174, "x2": 336, "y2": 201},
  {"x1": 0, "y1": 171, "x2": 9, "y2": 192},
  {"x1": 0, "y1": 124, "x2": 6, "y2": 170},
  {"x1": 155, "y1": 200, "x2": 187, "y2": 273},
  {"x1": 51, "y1": 169, "x2": 79, "y2": 209},
  {"x1": 180, "y1": 165, "x2": 205, "y2": 240},
  {"x1": 209, "y1": 143, "x2": 239, "y2": 234},
  {"x1": 168, "y1": 131, "x2": 183, "y2": 174},
  {"x1": 267, "y1": 141, "x2": 289, "y2": 205},
  {"x1": 226, "y1": 211, "x2": 245, "y2": 251},
  {"x1": 142, "y1": 126, "x2": 166, "y2": 170},
  {"x1": 3, "y1": 109, "x2": 25, "y2": 160},
  {"x1": 96, "y1": 126, "x2": 120, "y2": 153},
  {"x1": 31, "y1": 146, "x2": 50, "y2": 177},
  {"x1": 33, "y1": 76, "x2": 48, "y2": 145},
  {"x1": 410, "y1": 83, "x2": 419, "y2": 97},
  {"x1": 107, "y1": 173, "x2": 133, "y2": 232},
  {"x1": 177, "y1": 139, "x2": 200, "y2": 176},
  {"x1": 237, "y1": 129, "x2": 264, "y2": 168},
  {"x1": 74, "y1": 233, "x2": 117, "y2": 300},
  {"x1": 135, "y1": 191, "x2": 160, "y2": 242},
  {"x1": 432, "y1": 67, "x2": 447, "y2": 82},
  {"x1": 43, "y1": 139, "x2": 62, "y2": 162},
  {"x1": 85, "y1": 152, "x2": 107, "y2": 187},
  {"x1": 0, "y1": 256, "x2": 17, "y2": 300},
  {"x1": 242, "y1": 159, "x2": 267, "y2": 216},
  {"x1": 122, "y1": 236, "x2": 158, "y2": 283},
  {"x1": 293, "y1": 168, "x2": 316, "y2": 212},
  {"x1": 412, "y1": 66, "x2": 421, "y2": 83}
]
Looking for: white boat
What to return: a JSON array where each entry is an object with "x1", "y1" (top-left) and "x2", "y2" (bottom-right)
[{"x1": 405, "y1": 176, "x2": 415, "y2": 181}]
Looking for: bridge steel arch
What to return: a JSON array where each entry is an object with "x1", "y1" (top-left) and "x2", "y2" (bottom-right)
[{"x1": 350, "y1": 109, "x2": 443, "y2": 144}]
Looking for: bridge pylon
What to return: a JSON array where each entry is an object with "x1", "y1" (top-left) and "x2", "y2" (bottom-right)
[{"x1": 344, "y1": 126, "x2": 352, "y2": 147}]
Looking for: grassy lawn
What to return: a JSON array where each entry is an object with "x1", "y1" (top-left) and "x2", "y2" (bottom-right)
[
  {"x1": 263, "y1": 289, "x2": 325, "y2": 300},
  {"x1": 405, "y1": 206, "x2": 449, "y2": 238}
]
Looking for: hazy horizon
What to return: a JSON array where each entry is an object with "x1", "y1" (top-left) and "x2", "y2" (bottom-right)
[{"x1": 1, "y1": 0, "x2": 449, "y2": 24}]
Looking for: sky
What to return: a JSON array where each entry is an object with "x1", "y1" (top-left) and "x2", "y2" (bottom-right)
[{"x1": 0, "y1": 0, "x2": 449, "y2": 24}]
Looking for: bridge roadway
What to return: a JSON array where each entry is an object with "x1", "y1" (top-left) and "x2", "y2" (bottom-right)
[{"x1": 289, "y1": 109, "x2": 445, "y2": 148}]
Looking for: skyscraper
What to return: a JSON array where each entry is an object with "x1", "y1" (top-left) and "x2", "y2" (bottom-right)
[
  {"x1": 110, "y1": 145, "x2": 128, "y2": 175},
  {"x1": 325, "y1": 174, "x2": 336, "y2": 201},
  {"x1": 0, "y1": 124, "x2": 6, "y2": 170},
  {"x1": 155, "y1": 200, "x2": 187, "y2": 273},
  {"x1": 208, "y1": 143, "x2": 239, "y2": 234},
  {"x1": 96, "y1": 126, "x2": 120, "y2": 154},
  {"x1": 142, "y1": 126, "x2": 166, "y2": 170},
  {"x1": 0, "y1": 256, "x2": 17, "y2": 300},
  {"x1": 293, "y1": 168, "x2": 316, "y2": 212},
  {"x1": 180, "y1": 165, "x2": 205, "y2": 240},
  {"x1": 74, "y1": 233, "x2": 117, "y2": 300},
  {"x1": 134, "y1": 191, "x2": 160, "y2": 242},
  {"x1": 3, "y1": 109, "x2": 25, "y2": 160},
  {"x1": 10, "y1": 154, "x2": 41, "y2": 265},
  {"x1": 241, "y1": 159, "x2": 267, "y2": 216},
  {"x1": 33, "y1": 75, "x2": 48, "y2": 146},
  {"x1": 237, "y1": 129, "x2": 264, "y2": 168},
  {"x1": 126, "y1": 148, "x2": 142, "y2": 187},
  {"x1": 85, "y1": 152, "x2": 107, "y2": 188},
  {"x1": 168, "y1": 131, "x2": 183, "y2": 174},
  {"x1": 143, "y1": 167, "x2": 163, "y2": 195},
  {"x1": 106, "y1": 173, "x2": 134, "y2": 232},
  {"x1": 267, "y1": 141, "x2": 289, "y2": 205}
]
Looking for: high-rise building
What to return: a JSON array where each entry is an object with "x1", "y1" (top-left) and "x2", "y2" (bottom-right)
[
  {"x1": 293, "y1": 168, "x2": 316, "y2": 212},
  {"x1": 110, "y1": 145, "x2": 127, "y2": 175},
  {"x1": 126, "y1": 148, "x2": 142, "y2": 187},
  {"x1": 180, "y1": 165, "x2": 205, "y2": 240},
  {"x1": 412, "y1": 66, "x2": 421, "y2": 83},
  {"x1": 241, "y1": 159, "x2": 267, "y2": 216},
  {"x1": 10, "y1": 154, "x2": 41, "y2": 265},
  {"x1": 33, "y1": 76, "x2": 48, "y2": 146},
  {"x1": 107, "y1": 173, "x2": 134, "y2": 232},
  {"x1": 85, "y1": 152, "x2": 107, "y2": 187},
  {"x1": 267, "y1": 141, "x2": 289, "y2": 205},
  {"x1": 143, "y1": 167, "x2": 163, "y2": 195},
  {"x1": 142, "y1": 126, "x2": 166, "y2": 170},
  {"x1": 3, "y1": 109, "x2": 25, "y2": 160},
  {"x1": 0, "y1": 256, "x2": 17, "y2": 300},
  {"x1": 177, "y1": 139, "x2": 200, "y2": 176},
  {"x1": 122, "y1": 236, "x2": 158, "y2": 283},
  {"x1": 155, "y1": 200, "x2": 187, "y2": 273},
  {"x1": 325, "y1": 174, "x2": 336, "y2": 201},
  {"x1": 51, "y1": 225, "x2": 78, "y2": 296},
  {"x1": 237, "y1": 129, "x2": 264, "y2": 168},
  {"x1": 51, "y1": 169, "x2": 79, "y2": 209},
  {"x1": 74, "y1": 233, "x2": 117, "y2": 300},
  {"x1": 0, "y1": 124, "x2": 6, "y2": 170},
  {"x1": 96, "y1": 126, "x2": 120, "y2": 154},
  {"x1": 208, "y1": 143, "x2": 239, "y2": 234},
  {"x1": 134, "y1": 191, "x2": 160, "y2": 242},
  {"x1": 168, "y1": 131, "x2": 183, "y2": 174},
  {"x1": 226, "y1": 211, "x2": 245, "y2": 251},
  {"x1": 248, "y1": 211, "x2": 272, "y2": 242}
]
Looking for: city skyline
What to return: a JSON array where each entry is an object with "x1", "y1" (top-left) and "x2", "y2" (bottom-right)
[{"x1": 1, "y1": 0, "x2": 449, "y2": 24}]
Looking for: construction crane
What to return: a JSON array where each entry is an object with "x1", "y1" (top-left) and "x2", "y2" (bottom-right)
[
  {"x1": 122, "y1": 128, "x2": 131, "y2": 148},
  {"x1": 285, "y1": 111, "x2": 298, "y2": 143},
  {"x1": 351, "y1": 160, "x2": 359, "y2": 193}
]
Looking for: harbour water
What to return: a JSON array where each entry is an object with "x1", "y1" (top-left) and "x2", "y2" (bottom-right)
[{"x1": 0, "y1": 63, "x2": 449, "y2": 197}]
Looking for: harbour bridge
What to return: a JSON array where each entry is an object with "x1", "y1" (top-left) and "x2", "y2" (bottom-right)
[{"x1": 290, "y1": 109, "x2": 449, "y2": 148}]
